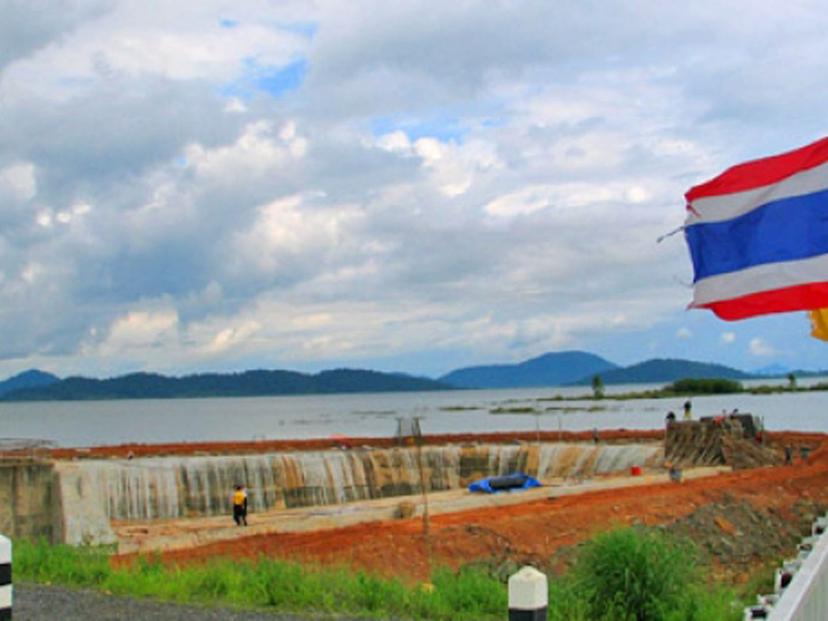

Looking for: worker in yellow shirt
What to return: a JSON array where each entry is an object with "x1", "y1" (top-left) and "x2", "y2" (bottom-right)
[{"x1": 232, "y1": 484, "x2": 248, "y2": 526}]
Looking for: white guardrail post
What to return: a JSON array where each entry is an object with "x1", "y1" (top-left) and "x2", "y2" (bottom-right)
[
  {"x1": 0, "y1": 535, "x2": 10, "y2": 620},
  {"x1": 508, "y1": 566, "x2": 547, "y2": 620}
]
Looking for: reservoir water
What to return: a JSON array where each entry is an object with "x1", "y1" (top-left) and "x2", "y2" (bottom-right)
[{"x1": 1, "y1": 379, "x2": 827, "y2": 448}]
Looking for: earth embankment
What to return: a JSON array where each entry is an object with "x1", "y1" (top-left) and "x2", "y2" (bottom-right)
[{"x1": 117, "y1": 431, "x2": 828, "y2": 585}]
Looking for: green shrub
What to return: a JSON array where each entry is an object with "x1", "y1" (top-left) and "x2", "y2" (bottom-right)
[
  {"x1": 668, "y1": 378, "x2": 743, "y2": 394},
  {"x1": 572, "y1": 528, "x2": 700, "y2": 621}
]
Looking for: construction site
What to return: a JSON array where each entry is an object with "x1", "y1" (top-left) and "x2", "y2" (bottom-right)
[{"x1": 2, "y1": 416, "x2": 826, "y2": 586}]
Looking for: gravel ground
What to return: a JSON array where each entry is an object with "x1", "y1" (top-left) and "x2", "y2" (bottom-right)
[{"x1": 13, "y1": 583, "x2": 378, "y2": 621}]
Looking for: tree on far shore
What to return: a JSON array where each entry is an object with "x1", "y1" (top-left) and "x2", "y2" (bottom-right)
[{"x1": 591, "y1": 374, "x2": 605, "y2": 399}]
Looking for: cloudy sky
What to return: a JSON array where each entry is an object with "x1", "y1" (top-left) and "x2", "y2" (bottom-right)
[{"x1": 2, "y1": 0, "x2": 828, "y2": 380}]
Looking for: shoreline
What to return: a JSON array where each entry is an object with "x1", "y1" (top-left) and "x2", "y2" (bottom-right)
[{"x1": 0, "y1": 427, "x2": 822, "y2": 460}]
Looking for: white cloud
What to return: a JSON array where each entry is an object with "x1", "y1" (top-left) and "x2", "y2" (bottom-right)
[
  {"x1": 229, "y1": 193, "x2": 363, "y2": 278},
  {"x1": 202, "y1": 320, "x2": 261, "y2": 355},
  {"x1": 375, "y1": 132, "x2": 501, "y2": 197},
  {"x1": 102, "y1": 309, "x2": 179, "y2": 351},
  {"x1": 676, "y1": 327, "x2": 692, "y2": 339},
  {"x1": 0, "y1": 162, "x2": 36, "y2": 201},
  {"x1": 721, "y1": 332, "x2": 736, "y2": 344},
  {"x1": 0, "y1": 5, "x2": 312, "y2": 102},
  {"x1": 484, "y1": 186, "x2": 552, "y2": 218},
  {"x1": 56, "y1": 201, "x2": 92, "y2": 224},
  {"x1": 185, "y1": 120, "x2": 306, "y2": 180},
  {"x1": 376, "y1": 130, "x2": 411, "y2": 153},
  {"x1": 749, "y1": 337, "x2": 775, "y2": 357},
  {"x1": 483, "y1": 180, "x2": 663, "y2": 219},
  {"x1": 21, "y1": 262, "x2": 44, "y2": 284},
  {"x1": 223, "y1": 97, "x2": 247, "y2": 114},
  {"x1": 36, "y1": 210, "x2": 52, "y2": 228}
]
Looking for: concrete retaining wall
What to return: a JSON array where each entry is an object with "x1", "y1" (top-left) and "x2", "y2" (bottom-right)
[{"x1": 0, "y1": 461, "x2": 59, "y2": 543}]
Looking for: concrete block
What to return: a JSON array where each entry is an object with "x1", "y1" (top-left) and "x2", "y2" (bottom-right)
[{"x1": 509, "y1": 566, "x2": 547, "y2": 621}]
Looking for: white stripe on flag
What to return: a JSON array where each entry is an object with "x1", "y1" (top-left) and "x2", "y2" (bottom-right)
[
  {"x1": 686, "y1": 159, "x2": 828, "y2": 225},
  {"x1": 692, "y1": 253, "x2": 828, "y2": 306}
]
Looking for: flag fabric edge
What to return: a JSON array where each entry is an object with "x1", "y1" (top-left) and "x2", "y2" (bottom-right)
[{"x1": 685, "y1": 136, "x2": 828, "y2": 203}]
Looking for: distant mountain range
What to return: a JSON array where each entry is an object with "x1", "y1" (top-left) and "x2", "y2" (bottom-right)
[
  {"x1": 440, "y1": 352, "x2": 761, "y2": 388},
  {"x1": 569, "y1": 358, "x2": 752, "y2": 385},
  {"x1": 438, "y1": 351, "x2": 618, "y2": 388},
  {"x1": 0, "y1": 369, "x2": 449, "y2": 401},
  {"x1": 752, "y1": 363, "x2": 793, "y2": 376},
  {"x1": 2, "y1": 351, "x2": 825, "y2": 401}
]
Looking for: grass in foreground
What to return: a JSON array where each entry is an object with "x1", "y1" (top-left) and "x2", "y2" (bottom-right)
[
  {"x1": 15, "y1": 528, "x2": 744, "y2": 621},
  {"x1": 14, "y1": 540, "x2": 504, "y2": 620}
]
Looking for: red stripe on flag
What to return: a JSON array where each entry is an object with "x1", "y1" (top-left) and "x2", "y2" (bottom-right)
[
  {"x1": 696, "y1": 281, "x2": 828, "y2": 320},
  {"x1": 685, "y1": 136, "x2": 828, "y2": 202}
]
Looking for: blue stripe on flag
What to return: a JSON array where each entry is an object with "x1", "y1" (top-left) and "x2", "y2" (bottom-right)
[{"x1": 686, "y1": 188, "x2": 828, "y2": 281}]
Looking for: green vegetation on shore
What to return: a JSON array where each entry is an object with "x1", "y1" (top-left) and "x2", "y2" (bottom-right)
[
  {"x1": 544, "y1": 377, "x2": 828, "y2": 402},
  {"x1": 15, "y1": 528, "x2": 744, "y2": 620}
]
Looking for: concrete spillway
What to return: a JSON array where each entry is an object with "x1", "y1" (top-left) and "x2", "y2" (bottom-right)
[
  {"x1": 0, "y1": 441, "x2": 663, "y2": 545},
  {"x1": 52, "y1": 441, "x2": 662, "y2": 544}
]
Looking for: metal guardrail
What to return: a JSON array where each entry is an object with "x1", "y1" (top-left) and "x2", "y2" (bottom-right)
[{"x1": 744, "y1": 515, "x2": 828, "y2": 620}]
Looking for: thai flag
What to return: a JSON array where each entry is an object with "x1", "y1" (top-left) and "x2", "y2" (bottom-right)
[{"x1": 684, "y1": 137, "x2": 828, "y2": 320}]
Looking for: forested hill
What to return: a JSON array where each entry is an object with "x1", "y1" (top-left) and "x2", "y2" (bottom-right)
[
  {"x1": 0, "y1": 369, "x2": 59, "y2": 396},
  {"x1": 1, "y1": 369, "x2": 451, "y2": 401},
  {"x1": 577, "y1": 358, "x2": 753, "y2": 385},
  {"x1": 439, "y1": 351, "x2": 618, "y2": 388}
]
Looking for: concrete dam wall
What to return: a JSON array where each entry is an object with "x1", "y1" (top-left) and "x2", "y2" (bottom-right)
[
  {"x1": 1, "y1": 441, "x2": 662, "y2": 545},
  {"x1": 57, "y1": 442, "x2": 662, "y2": 525}
]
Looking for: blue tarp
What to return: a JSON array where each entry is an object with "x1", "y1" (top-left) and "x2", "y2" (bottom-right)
[{"x1": 468, "y1": 472, "x2": 541, "y2": 494}]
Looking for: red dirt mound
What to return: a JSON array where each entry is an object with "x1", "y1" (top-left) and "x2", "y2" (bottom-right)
[{"x1": 131, "y1": 431, "x2": 828, "y2": 583}]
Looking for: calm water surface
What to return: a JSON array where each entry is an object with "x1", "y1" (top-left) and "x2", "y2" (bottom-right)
[{"x1": 1, "y1": 379, "x2": 827, "y2": 448}]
